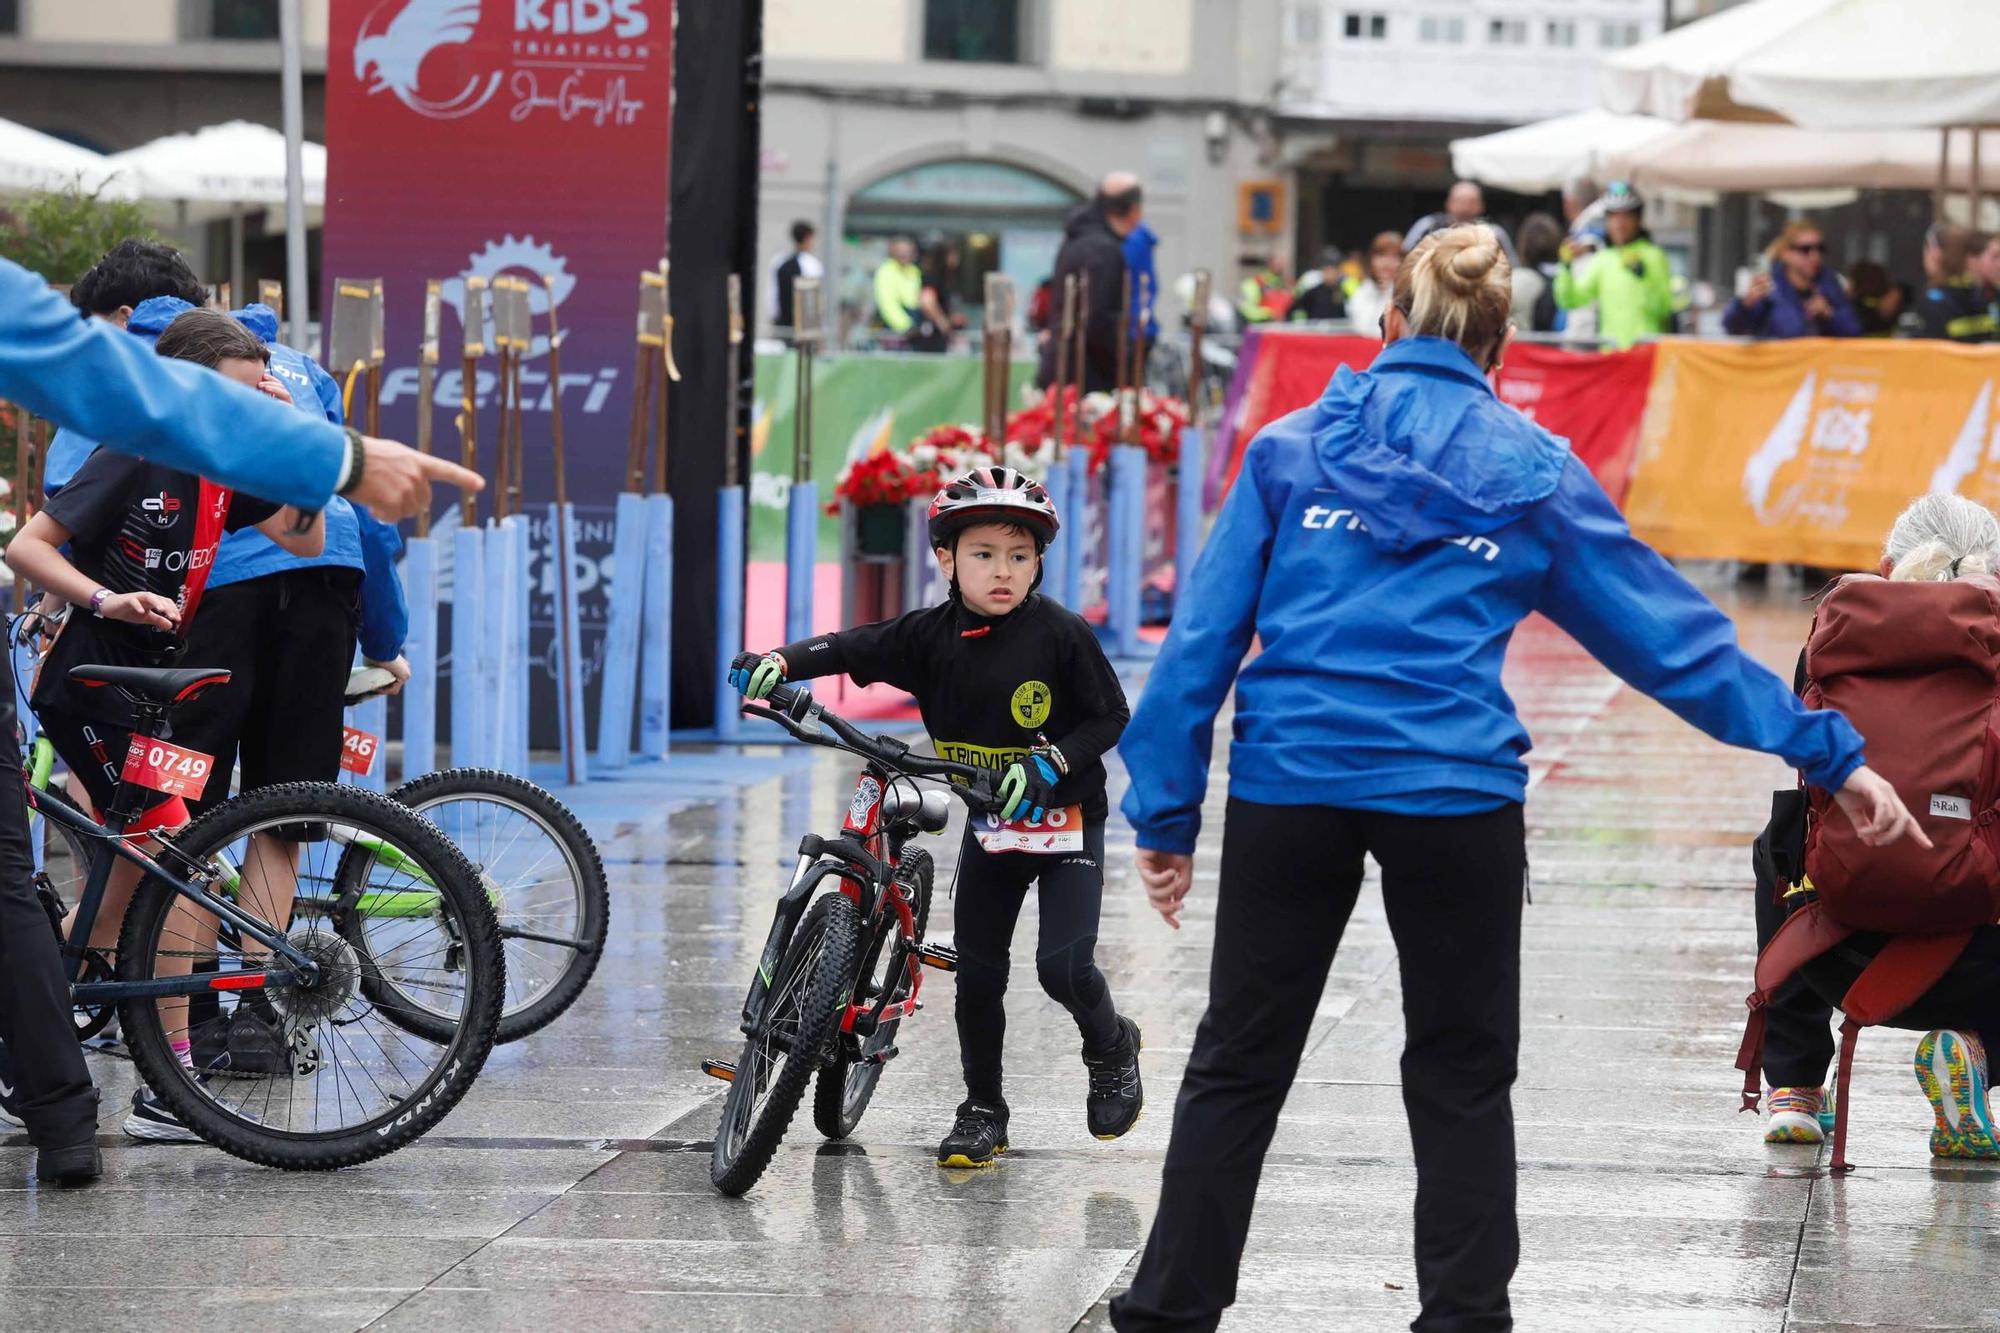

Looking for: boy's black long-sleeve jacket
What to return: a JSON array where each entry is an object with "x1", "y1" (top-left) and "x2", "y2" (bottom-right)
[{"x1": 778, "y1": 594, "x2": 1128, "y2": 822}]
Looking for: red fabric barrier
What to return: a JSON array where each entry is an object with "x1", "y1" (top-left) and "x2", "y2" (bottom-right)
[{"x1": 1221, "y1": 330, "x2": 1656, "y2": 506}]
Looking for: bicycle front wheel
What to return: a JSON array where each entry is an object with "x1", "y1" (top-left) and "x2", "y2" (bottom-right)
[
  {"x1": 116, "y1": 782, "x2": 504, "y2": 1170},
  {"x1": 373, "y1": 768, "x2": 609, "y2": 1043},
  {"x1": 813, "y1": 849, "x2": 931, "y2": 1140},
  {"x1": 711, "y1": 891, "x2": 859, "y2": 1196}
]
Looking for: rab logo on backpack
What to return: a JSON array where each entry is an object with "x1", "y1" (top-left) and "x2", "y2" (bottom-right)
[{"x1": 1932, "y1": 794, "x2": 1973, "y2": 821}]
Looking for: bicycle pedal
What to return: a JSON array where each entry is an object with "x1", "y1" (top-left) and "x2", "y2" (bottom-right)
[
  {"x1": 917, "y1": 943, "x2": 959, "y2": 972},
  {"x1": 701, "y1": 1057, "x2": 738, "y2": 1083},
  {"x1": 861, "y1": 1045, "x2": 900, "y2": 1068}
]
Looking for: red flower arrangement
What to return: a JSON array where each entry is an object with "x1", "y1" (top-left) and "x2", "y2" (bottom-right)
[{"x1": 830, "y1": 389, "x2": 1191, "y2": 510}]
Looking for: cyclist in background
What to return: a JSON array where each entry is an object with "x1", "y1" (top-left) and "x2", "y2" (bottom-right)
[
  {"x1": 5, "y1": 310, "x2": 324, "y2": 1144},
  {"x1": 1108, "y1": 224, "x2": 1924, "y2": 1332},
  {"x1": 732, "y1": 466, "x2": 1141, "y2": 1169},
  {"x1": 1552, "y1": 181, "x2": 1674, "y2": 349}
]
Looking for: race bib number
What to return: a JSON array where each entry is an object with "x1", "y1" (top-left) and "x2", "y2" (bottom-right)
[
  {"x1": 121, "y1": 738, "x2": 216, "y2": 799},
  {"x1": 340, "y1": 726, "x2": 380, "y2": 777},
  {"x1": 974, "y1": 805, "x2": 1085, "y2": 855}
]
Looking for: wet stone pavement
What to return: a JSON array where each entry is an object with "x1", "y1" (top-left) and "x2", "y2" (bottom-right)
[{"x1": 6, "y1": 575, "x2": 2000, "y2": 1331}]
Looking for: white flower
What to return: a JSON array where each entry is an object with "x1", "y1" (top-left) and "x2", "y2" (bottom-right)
[{"x1": 912, "y1": 443, "x2": 938, "y2": 465}]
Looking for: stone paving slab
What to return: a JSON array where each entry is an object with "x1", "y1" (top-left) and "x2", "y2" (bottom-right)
[{"x1": 7, "y1": 585, "x2": 2000, "y2": 1331}]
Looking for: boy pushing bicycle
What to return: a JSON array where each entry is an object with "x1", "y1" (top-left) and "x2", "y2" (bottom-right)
[{"x1": 732, "y1": 465, "x2": 1140, "y2": 1166}]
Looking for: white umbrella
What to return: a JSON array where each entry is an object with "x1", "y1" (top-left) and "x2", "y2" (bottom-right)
[
  {"x1": 1607, "y1": 120, "x2": 2000, "y2": 194},
  {"x1": 110, "y1": 120, "x2": 325, "y2": 225},
  {"x1": 0, "y1": 116, "x2": 134, "y2": 199},
  {"x1": 1728, "y1": 0, "x2": 2000, "y2": 131},
  {"x1": 1450, "y1": 110, "x2": 1676, "y2": 195},
  {"x1": 1598, "y1": 0, "x2": 1835, "y2": 123}
]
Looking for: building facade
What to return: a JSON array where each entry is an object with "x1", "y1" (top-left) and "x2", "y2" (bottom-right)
[
  {"x1": 1274, "y1": 0, "x2": 1664, "y2": 258},
  {"x1": 760, "y1": 0, "x2": 1285, "y2": 342}
]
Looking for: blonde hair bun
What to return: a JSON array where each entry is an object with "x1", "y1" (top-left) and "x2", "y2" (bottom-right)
[{"x1": 1394, "y1": 223, "x2": 1513, "y2": 359}]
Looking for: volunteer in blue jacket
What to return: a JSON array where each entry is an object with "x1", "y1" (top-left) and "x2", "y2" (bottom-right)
[
  {"x1": 1106, "y1": 224, "x2": 1923, "y2": 1333},
  {"x1": 0, "y1": 254, "x2": 479, "y2": 1187}
]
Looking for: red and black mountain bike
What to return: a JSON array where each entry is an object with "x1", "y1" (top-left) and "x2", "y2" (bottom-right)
[{"x1": 703, "y1": 671, "x2": 1000, "y2": 1195}]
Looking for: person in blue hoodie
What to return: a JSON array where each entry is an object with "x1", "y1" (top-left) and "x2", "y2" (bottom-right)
[
  {"x1": 1106, "y1": 224, "x2": 1924, "y2": 1333},
  {"x1": 1124, "y1": 217, "x2": 1160, "y2": 348}
]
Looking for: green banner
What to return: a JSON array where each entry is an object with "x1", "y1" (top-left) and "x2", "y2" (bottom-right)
[{"x1": 750, "y1": 350, "x2": 1038, "y2": 559}]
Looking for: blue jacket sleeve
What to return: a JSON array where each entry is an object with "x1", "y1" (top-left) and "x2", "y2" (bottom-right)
[
  {"x1": 354, "y1": 502, "x2": 409, "y2": 661},
  {"x1": 1118, "y1": 441, "x2": 1277, "y2": 854},
  {"x1": 1721, "y1": 296, "x2": 1764, "y2": 337},
  {"x1": 1534, "y1": 457, "x2": 1864, "y2": 791},
  {"x1": 307, "y1": 358, "x2": 346, "y2": 426},
  {"x1": 1825, "y1": 281, "x2": 1864, "y2": 337},
  {"x1": 0, "y1": 258, "x2": 344, "y2": 509}
]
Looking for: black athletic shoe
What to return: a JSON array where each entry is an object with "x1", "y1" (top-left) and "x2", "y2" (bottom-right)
[
  {"x1": 936, "y1": 1100, "x2": 1009, "y2": 1168},
  {"x1": 193, "y1": 996, "x2": 299, "y2": 1078},
  {"x1": 1084, "y1": 1016, "x2": 1144, "y2": 1141},
  {"x1": 0, "y1": 1037, "x2": 23, "y2": 1130},
  {"x1": 35, "y1": 1140, "x2": 101, "y2": 1186}
]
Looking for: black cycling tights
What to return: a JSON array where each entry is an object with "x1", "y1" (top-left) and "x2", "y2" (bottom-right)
[{"x1": 950, "y1": 820, "x2": 1122, "y2": 1108}]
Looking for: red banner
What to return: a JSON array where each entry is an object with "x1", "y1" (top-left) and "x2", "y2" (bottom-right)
[
  {"x1": 1220, "y1": 330, "x2": 1656, "y2": 506},
  {"x1": 325, "y1": 0, "x2": 672, "y2": 597},
  {"x1": 325, "y1": 1, "x2": 673, "y2": 741}
]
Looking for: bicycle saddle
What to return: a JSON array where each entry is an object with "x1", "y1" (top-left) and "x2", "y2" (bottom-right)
[{"x1": 68, "y1": 664, "x2": 232, "y2": 706}]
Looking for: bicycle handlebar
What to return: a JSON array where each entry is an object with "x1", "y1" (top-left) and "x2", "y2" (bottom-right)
[{"x1": 741, "y1": 679, "x2": 1003, "y2": 812}]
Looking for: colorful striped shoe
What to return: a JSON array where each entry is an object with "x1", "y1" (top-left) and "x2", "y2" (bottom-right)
[
  {"x1": 1764, "y1": 1086, "x2": 1826, "y2": 1144},
  {"x1": 1914, "y1": 1030, "x2": 2000, "y2": 1160}
]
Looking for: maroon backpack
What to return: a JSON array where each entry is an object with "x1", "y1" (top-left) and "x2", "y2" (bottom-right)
[{"x1": 1736, "y1": 574, "x2": 2000, "y2": 1171}]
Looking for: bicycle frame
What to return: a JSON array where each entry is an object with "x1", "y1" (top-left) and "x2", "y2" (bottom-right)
[{"x1": 28, "y1": 781, "x2": 320, "y2": 1002}]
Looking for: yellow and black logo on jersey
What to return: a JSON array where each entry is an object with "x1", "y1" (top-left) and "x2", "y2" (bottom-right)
[
  {"x1": 1011, "y1": 680, "x2": 1052, "y2": 729},
  {"x1": 937, "y1": 740, "x2": 1031, "y2": 771}
]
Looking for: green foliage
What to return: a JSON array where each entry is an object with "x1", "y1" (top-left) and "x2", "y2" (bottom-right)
[{"x1": 0, "y1": 186, "x2": 159, "y2": 286}]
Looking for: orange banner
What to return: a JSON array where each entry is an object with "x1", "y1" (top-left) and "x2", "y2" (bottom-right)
[{"x1": 1627, "y1": 338, "x2": 2000, "y2": 568}]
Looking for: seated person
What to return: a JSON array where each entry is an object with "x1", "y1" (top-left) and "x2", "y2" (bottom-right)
[
  {"x1": 1753, "y1": 493, "x2": 2000, "y2": 1157},
  {"x1": 4, "y1": 309, "x2": 322, "y2": 1143}
]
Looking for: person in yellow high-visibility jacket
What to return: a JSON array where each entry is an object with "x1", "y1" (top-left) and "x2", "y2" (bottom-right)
[
  {"x1": 873, "y1": 237, "x2": 923, "y2": 337},
  {"x1": 1553, "y1": 182, "x2": 1674, "y2": 349}
]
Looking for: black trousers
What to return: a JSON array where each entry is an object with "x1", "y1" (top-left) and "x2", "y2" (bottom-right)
[
  {"x1": 0, "y1": 647, "x2": 97, "y2": 1147},
  {"x1": 1112, "y1": 798, "x2": 1526, "y2": 1333},
  {"x1": 174, "y1": 568, "x2": 363, "y2": 817},
  {"x1": 1751, "y1": 827, "x2": 1836, "y2": 1088},
  {"x1": 952, "y1": 820, "x2": 1122, "y2": 1109}
]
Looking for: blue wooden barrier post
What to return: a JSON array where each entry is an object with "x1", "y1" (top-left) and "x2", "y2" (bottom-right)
[
  {"x1": 1175, "y1": 425, "x2": 1206, "y2": 613},
  {"x1": 596, "y1": 490, "x2": 647, "y2": 768},
  {"x1": 508, "y1": 512, "x2": 531, "y2": 776},
  {"x1": 714, "y1": 276, "x2": 750, "y2": 742},
  {"x1": 481, "y1": 520, "x2": 512, "y2": 771},
  {"x1": 549, "y1": 503, "x2": 589, "y2": 780},
  {"x1": 450, "y1": 523, "x2": 485, "y2": 768},
  {"x1": 639, "y1": 493, "x2": 674, "y2": 759},
  {"x1": 1109, "y1": 444, "x2": 1148, "y2": 658},
  {"x1": 785, "y1": 278, "x2": 825, "y2": 644},
  {"x1": 1042, "y1": 452, "x2": 1072, "y2": 606},
  {"x1": 401, "y1": 533, "x2": 438, "y2": 779},
  {"x1": 1061, "y1": 447, "x2": 1089, "y2": 611}
]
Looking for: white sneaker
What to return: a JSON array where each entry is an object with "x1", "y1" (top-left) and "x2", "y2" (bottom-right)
[
  {"x1": 0, "y1": 1038, "x2": 23, "y2": 1129},
  {"x1": 1764, "y1": 1086, "x2": 1826, "y2": 1144}
]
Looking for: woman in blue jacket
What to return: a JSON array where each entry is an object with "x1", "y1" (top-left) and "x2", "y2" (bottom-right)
[
  {"x1": 1721, "y1": 219, "x2": 1861, "y2": 340},
  {"x1": 1107, "y1": 225, "x2": 1922, "y2": 1333}
]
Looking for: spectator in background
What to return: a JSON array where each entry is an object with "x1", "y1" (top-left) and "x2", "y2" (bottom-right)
[
  {"x1": 910, "y1": 239, "x2": 961, "y2": 354},
  {"x1": 1910, "y1": 224, "x2": 1995, "y2": 343},
  {"x1": 1405, "y1": 179, "x2": 1518, "y2": 265},
  {"x1": 1124, "y1": 213, "x2": 1161, "y2": 350},
  {"x1": 768, "y1": 219, "x2": 823, "y2": 343},
  {"x1": 1345, "y1": 232, "x2": 1403, "y2": 333},
  {"x1": 1237, "y1": 254, "x2": 1292, "y2": 325},
  {"x1": 1724, "y1": 219, "x2": 1860, "y2": 340},
  {"x1": 1554, "y1": 182, "x2": 1674, "y2": 349},
  {"x1": 1288, "y1": 248, "x2": 1348, "y2": 323},
  {"x1": 1974, "y1": 231, "x2": 2000, "y2": 326},
  {"x1": 1512, "y1": 213, "x2": 1564, "y2": 333},
  {"x1": 873, "y1": 236, "x2": 924, "y2": 343},
  {"x1": 1037, "y1": 172, "x2": 1143, "y2": 393},
  {"x1": 1563, "y1": 176, "x2": 1605, "y2": 237},
  {"x1": 1846, "y1": 260, "x2": 1907, "y2": 337}
]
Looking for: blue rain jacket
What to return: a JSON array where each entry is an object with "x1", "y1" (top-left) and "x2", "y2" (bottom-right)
[
  {"x1": 0, "y1": 259, "x2": 344, "y2": 507},
  {"x1": 42, "y1": 298, "x2": 407, "y2": 660},
  {"x1": 1120, "y1": 335, "x2": 1866, "y2": 854}
]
